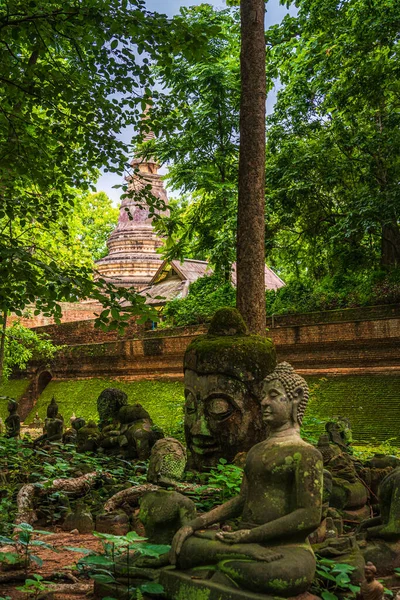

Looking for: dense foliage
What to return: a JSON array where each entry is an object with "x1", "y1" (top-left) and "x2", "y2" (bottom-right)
[
  {"x1": 162, "y1": 274, "x2": 235, "y2": 327},
  {"x1": 1, "y1": 322, "x2": 59, "y2": 380},
  {"x1": 141, "y1": 0, "x2": 400, "y2": 316},
  {"x1": 0, "y1": 0, "x2": 217, "y2": 330},
  {"x1": 265, "y1": 0, "x2": 400, "y2": 278},
  {"x1": 144, "y1": 5, "x2": 241, "y2": 278}
]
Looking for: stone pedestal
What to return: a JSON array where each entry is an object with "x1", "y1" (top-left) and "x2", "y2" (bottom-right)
[
  {"x1": 160, "y1": 568, "x2": 277, "y2": 600},
  {"x1": 160, "y1": 569, "x2": 321, "y2": 600}
]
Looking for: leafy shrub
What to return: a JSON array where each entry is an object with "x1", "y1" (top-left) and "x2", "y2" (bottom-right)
[
  {"x1": 162, "y1": 274, "x2": 235, "y2": 327},
  {"x1": 266, "y1": 268, "x2": 400, "y2": 315}
]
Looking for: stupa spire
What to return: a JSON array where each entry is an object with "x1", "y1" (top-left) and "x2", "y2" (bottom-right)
[{"x1": 95, "y1": 105, "x2": 169, "y2": 290}]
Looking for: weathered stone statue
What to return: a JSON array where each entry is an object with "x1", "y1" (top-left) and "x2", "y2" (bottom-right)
[
  {"x1": 63, "y1": 417, "x2": 86, "y2": 445},
  {"x1": 357, "y1": 562, "x2": 384, "y2": 600},
  {"x1": 317, "y1": 432, "x2": 368, "y2": 518},
  {"x1": 43, "y1": 397, "x2": 64, "y2": 442},
  {"x1": 183, "y1": 307, "x2": 276, "y2": 470},
  {"x1": 32, "y1": 412, "x2": 43, "y2": 429},
  {"x1": 98, "y1": 401, "x2": 162, "y2": 460},
  {"x1": 162, "y1": 362, "x2": 323, "y2": 599},
  {"x1": 326, "y1": 416, "x2": 353, "y2": 451},
  {"x1": 360, "y1": 467, "x2": 400, "y2": 539},
  {"x1": 76, "y1": 420, "x2": 101, "y2": 453},
  {"x1": 97, "y1": 388, "x2": 128, "y2": 428},
  {"x1": 5, "y1": 398, "x2": 21, "y2": 438},
  {"x1": 139, "y1": 489, "x2": 197, "y2": 545},
  {"x1": 147, "y1": 437, "x2": 187, "y2": 485}
]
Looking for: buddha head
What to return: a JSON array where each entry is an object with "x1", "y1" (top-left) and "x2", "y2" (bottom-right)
[
  {"x1": 326, "y1": 416, "x2": 352, "y2": 449},
  {"x1": 97, "y1": 388, "x2": 128, "y2": 427},
  {"x1": 364, "y1": 562, "x2": 377, "y2": 582},
  {"x1": 183, "y1": 308, "x2": 276, "y2": 470},
  {"x1": 260, "y1": 362, "x2": 309, "y2": 431},
  {"x1": 7, "y1": 398, "x2": 18, "y2": 415}
]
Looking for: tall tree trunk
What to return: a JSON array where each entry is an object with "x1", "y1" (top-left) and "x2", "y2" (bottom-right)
[
  {"x1": 0, "y1": 312, "x2": 7, "y2": 380},
  {"x1": 381, "y1": 221, "x2": 400, "y2": 268},
  {"x1": 236, "y1": 0, "x2": 266, "y2": 336}
]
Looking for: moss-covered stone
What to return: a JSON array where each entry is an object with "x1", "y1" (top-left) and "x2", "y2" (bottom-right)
[
  {"x1": 118, "y1": 403, "x2": 151, "y2": 424},
  {"x1": 147, "y1": 438, "x2": 187, "y2": 485},
  {"x1": 97, "y1": 387, "x2": 128, "y2": 425},
  {"x1": 139, "y1": 489, "x2": 196, "y2": 545},
  {"x1": 208, "y1": 307, "x2": 248, "y2": 337},
  {"x1": 184, "y1": 335, "x2": 276, "y2": 384},
  {"x1": 62, "y1": 501, "x2": 93, "y2": 534}
]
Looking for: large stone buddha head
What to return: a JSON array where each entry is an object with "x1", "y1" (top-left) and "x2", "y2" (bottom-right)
[{"x1": 183, "y1": 308, "x2": 276, "y2": 470}]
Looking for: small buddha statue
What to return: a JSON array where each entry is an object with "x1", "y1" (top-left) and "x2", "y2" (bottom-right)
[
  {"x1": 163, "y1": 362, "x2": 324, "y2": 598},
  {"x1": 63, "y1": 417, "x2": 86, "y2": 445},
  {"x1": 32, "y1": 412, "x2": 43, "y2": 429},
  {"x1": 5, "y1": 398, "x2": 21, "y2": 438},
  {"x1": 357, "y1": 562, "x2": 383, "y2": 600},
  {"x1": 35, "y1": 397, "x2": 63, "y2": 444},
  {"x1": 183, "y1": 307, "x2": 276, "y2": 470},
  {"x1": 76, "y1": 420, "x2": 101, "y2": 453}
]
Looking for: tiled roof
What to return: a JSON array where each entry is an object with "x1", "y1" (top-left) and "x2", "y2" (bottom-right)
[{"x1": 140, "y1": 259, "x2": 285, "y2": 305}]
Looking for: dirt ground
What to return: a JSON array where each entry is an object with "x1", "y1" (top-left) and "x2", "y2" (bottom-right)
[{"x1": 0, "y1": 530, "x2": 103, "y2": 600}]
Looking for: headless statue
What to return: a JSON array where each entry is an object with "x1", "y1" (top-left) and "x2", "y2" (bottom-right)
[{"x1": 169, "y1": 362, "x2": 324, "y2": 597}]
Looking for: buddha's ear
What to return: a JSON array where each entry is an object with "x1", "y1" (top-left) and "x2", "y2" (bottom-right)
[{"x1": 291, "y1": 386, "x2": 304, "y2": 423}]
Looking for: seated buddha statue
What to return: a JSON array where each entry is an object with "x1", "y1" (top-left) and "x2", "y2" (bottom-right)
[
  {"x1": 164, "y1": 362, "x2": 324, "y2": 598},
  {"x1": 5, "y1": 399, "x2": 21, "y2": 438},
  {"x1": 34, "y1": 397, "x2": 63, "y2": 445}
]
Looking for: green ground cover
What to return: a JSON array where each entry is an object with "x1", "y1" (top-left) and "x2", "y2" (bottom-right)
[
  {"x1": 304, "y1": 376, "x2": 400, "y2": 446},
  {"x1": 9, "y1": 374, "x2": 400, "y2": 446},
  {"x1": 24, "y1": 378, "x2": 185, "y2": 439},
  {"x1": 0, "y1": 379, "x2": 29, "y2": 420}
]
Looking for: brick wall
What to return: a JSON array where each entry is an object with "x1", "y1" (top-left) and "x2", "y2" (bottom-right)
[
  {"x1": 32, "y1": 316, "x2": 142, "y2": 346},
  {"x1": 22, "y1": 311, "x2": 400, "y2": 383},
  {"x1": 9, "y1": 301, "x2": 104, "y2": 328}
]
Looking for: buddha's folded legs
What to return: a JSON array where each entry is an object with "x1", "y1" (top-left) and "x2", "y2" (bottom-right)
[{"x1": 178, "y1": 534, "x2": 316, "y2": 596}]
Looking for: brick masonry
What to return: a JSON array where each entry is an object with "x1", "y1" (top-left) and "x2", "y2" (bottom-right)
[{"x1": 20, "y1": 305, "x2": 400, "y2": 385}]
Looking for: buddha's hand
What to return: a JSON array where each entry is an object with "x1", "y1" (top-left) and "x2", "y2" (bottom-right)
[
  {"x1": 215, "y1": 529, "x2": 251, "y2": 544},
  {"x1": 169, "y1": 525, "x2": 194, "y2": 565}
]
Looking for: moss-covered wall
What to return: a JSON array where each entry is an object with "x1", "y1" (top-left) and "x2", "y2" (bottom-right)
[
  {"x1": 0, "y1": 380, "x2": 30, "y2": 420},
  {"x1": 24, "y1": 379, "x2": 185, "y2": 439},
  {"x1": 304, "y1": 375, "x2": 400, "y2": 445},
  {"x1": 19, "y1": 374, "x2": 400, "y2": 446}
]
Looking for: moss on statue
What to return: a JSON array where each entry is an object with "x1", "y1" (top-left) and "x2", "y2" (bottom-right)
[{"x1": 207, "y1": 307, "x2": 248, "y2": 336}]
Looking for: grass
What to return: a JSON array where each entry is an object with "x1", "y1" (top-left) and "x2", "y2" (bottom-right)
[
  {"x1": 24, "y1": 378, "x2": 185, "y2": 439},
  {"x1": 0, "y1": 379, "x2": 29, "y2": 420},
  {"x1": 303, "y1": 375, "x2": 400, "y2": 445},
  {"x1": 9, "y1": 373, "x2": 400, "y2": 447}
]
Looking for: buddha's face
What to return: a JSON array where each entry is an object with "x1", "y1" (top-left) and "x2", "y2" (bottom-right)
[
  {"x1": 260, "y1": 379, "x2": 293, "y2": 429},
  {"x1": 364, "y1": 567, "x2": 375, "y2": 582},
  {"x1": 184, "y1": 369, "x2": 264, "y2": 470}
]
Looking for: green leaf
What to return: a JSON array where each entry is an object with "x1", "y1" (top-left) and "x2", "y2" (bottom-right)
[
  {"x1": 321, "y1": 592, "x2": 338, "y2": 600},
  {"x1": 139, "y1": 582, "x2": 165, "y2": 594},
  {"x1": 91, "y1": 574, "x2": 117, "y2": 584}
]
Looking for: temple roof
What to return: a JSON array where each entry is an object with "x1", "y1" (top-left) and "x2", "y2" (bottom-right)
[{"x1": 140, "y1": 259, "x2": 285, "y2": 306}]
